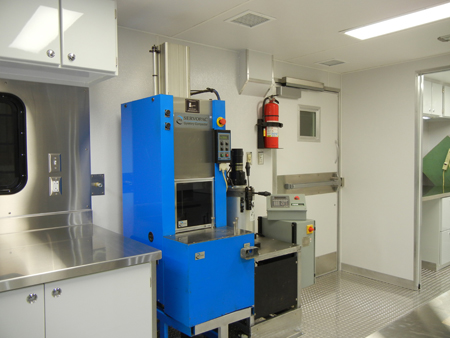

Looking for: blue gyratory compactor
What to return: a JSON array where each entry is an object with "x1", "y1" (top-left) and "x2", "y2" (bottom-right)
[{"x1": 121, "y1": 95, "x2": 256, "y2": 337}]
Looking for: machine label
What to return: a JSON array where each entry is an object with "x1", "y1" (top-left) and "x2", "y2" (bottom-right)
[
  {"x1": 185, "y1": 99, "x2": 200, "y2": 113},
  {"x1": 178, "y1": 220, "x2": 188, "y2": 227},
  {"x1": 195, "y1": 251, "x2": 205, "y2": 260},
  {"x1": 175, "y1": 113, "x2": 210, "y2": 129}
]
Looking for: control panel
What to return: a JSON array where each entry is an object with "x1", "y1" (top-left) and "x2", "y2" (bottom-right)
[
  {"x1": 266, "y1": 194, "x2": 307, "y2": 221},
  {"x1": 214, "y1": 130, "x2": 231, "y2": 163}
]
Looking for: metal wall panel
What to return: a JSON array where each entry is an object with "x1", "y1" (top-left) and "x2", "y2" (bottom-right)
[{"x1": 0, "y1": 79, "x2": 91, "y2": 228}]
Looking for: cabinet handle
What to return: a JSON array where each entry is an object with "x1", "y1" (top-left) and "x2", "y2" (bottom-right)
[
  {"x1": 67, "y1": 53, "x2": 76, "y2": 62},
  {"x1": 47, "y1": 50, "x2": 55, "y2": 58},
  {"x1": 26, "y1": 293, "x2": 38, "y2": 304},
  {"x1": 52, "y1": 287, "x2": 62, "y2": 298}
]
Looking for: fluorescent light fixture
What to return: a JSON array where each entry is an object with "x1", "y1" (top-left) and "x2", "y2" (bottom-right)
[
  {"x1": 423, "y1": 116, "x2": 431, "y2": 120},
  {"x1": 9, "y1": 6, "x2": 83, "y2": 54},
  {"x1": 344, "y1": 2, "x2": 450, "y2": 40}
]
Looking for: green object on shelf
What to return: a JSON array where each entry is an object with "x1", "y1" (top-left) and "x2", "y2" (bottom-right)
[{"x1": 423, "y1": 136, "x2": 450, "y2": 187}]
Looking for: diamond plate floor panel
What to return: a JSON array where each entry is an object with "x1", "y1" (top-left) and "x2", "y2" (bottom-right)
[{"x1": 300, "y1": 267, "x2": 450, "y2": 338}]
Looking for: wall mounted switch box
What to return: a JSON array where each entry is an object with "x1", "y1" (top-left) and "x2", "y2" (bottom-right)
[{"x1": 48, "y1": 153, "x2": 61, "y2": 173}]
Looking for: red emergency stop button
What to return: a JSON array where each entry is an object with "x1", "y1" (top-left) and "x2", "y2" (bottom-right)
[
  {"x1": 294, "y1": 196, "x2": 300, "y2": 200},
  {"x1": 307, "y1": 225, "x2": 314, "y2": 234},
  {"x1": 217, "y1": 117, "x2": 226, "y2": 127}
]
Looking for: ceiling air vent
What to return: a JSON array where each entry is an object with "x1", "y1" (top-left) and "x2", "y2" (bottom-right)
[
  {"x1": 226, "y1": 11, "x2": 275, "y2": 28},
  {"x1": 316, "y1": 59, "x2": 346, "y2": 67}
]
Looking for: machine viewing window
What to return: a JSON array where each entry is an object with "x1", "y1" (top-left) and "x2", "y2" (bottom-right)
[
  {"x1": 176, "y1": 180, "x2": 213, "y2": 232},
  {"x1": 298, "y1": 105, "x2": 320, "y2": 142},
  {"x1": 0, "y1": 93, "x2": 27, "y2": 195}
]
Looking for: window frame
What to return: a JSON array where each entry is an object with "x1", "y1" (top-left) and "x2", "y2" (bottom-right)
[
  {"x1": 0, "y1": 93, "x2": 27, "y2": 195},
  {"x1": 298, "y1": 105, "x2": 321, "y2": 142}
]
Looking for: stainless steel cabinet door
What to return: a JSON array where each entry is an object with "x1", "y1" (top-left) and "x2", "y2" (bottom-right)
[{"x1": 0, "y1": 285, "x2": 45, "y2": 338}]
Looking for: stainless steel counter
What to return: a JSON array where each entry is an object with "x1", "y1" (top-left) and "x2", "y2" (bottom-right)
[
  {"x1": 254, "y1": 236, "x2": 300, "y2": 262},
  {"x1": 0, "y1": 224, "x2": 161, "y2": 292}
]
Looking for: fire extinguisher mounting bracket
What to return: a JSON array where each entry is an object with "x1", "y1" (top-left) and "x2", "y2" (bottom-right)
[{"x1": 257, "y1": 120, "x2": 283, "y2": 128}]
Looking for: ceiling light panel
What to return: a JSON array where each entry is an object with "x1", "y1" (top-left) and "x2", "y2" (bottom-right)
[
  {"x1": 226, "y1": 11, "x2": 275, "y2": 28},
  {"x1": 343, "y1": 2, "x2": 450, "y2": 40}
]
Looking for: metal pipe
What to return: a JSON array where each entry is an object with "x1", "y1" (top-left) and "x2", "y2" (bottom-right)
[{"x1": 150, "y1": 45, "x2": 159, "y2": 95}]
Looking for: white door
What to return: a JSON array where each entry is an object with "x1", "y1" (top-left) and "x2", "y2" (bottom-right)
[
  {"x1": 45, "y1": 265, "x2": 152, "y2": 338},
  {"x1": 0, "y1": 0, "x2": 60, "y2": 66},
  {"x1": 0, "y1": 285, "x2": 45, "y2": 338},
  {"x1": 60, "y1": 0, "x2": 117, "y2": 73},
  {"x1": 277, "y1": 90, "x2": 339, "y2": 274}
]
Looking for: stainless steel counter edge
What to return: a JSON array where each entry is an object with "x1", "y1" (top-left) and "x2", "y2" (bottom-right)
[
  {"x1": 0, "y1": 224, "x2": 162, "y2": 293},
  {"x1": 0, "y1": 255, "x2": 161, "y2": 292}
]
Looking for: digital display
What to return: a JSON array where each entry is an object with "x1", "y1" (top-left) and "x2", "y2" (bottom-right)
[
  {"x1": 219, "y1": 135, "x2": 228, "y2": 140},
  {"x1": 271, "y1": 196, "x2": 290, "y2": 208}
]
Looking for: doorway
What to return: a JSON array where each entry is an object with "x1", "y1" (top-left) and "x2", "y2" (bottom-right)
[{"x1": 417, "y1": 67, "x2": 450, "y2": 288}]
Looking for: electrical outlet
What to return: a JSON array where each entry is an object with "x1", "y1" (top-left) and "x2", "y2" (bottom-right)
[
  {"x1": 246, "y1": 152, "x2": 252, "y2": 164},
  {"x1": 258, "y1": 151, "x2": 264, "y2": 165},
  {"x1": 49, "y1": 177, "x2": 62, "y2": 196}
]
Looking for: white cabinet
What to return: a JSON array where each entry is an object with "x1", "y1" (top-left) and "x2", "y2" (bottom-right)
[
  {"x1": 0, "y1": 264, "x2": 153, "y2": 338},
  {"x1": 0, "y1": 0, "x2": 60, "y2": 66},
  {"x1": 440, "y1": 230, "x2": 450, "y2": 265},
  {"x1": 444, "y1": 85, "x2": 450, "y2": 118},
  {"x1": 0, "y1": 0, "x2": 117, "y2": 86},
  {"x1": 0, "y1": 285, "x2": 45, "y2": 338},
  {"x1": 60, "y1": 0, "x2": 117, "y2": 73},
  {"x1": 423, "y1": 80, "x2": 443, "y2": 116},
  {"x1": 421, "y1": 197, "x2": 450, "y2": 270}
]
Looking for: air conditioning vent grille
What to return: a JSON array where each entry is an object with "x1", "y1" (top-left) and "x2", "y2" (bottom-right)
[
  {"x1": 226, "y1": 11, "x2": 275, "y2": 28},
  {"x1": 317, "y1": 59, "x2": 346, "y2": 67}
]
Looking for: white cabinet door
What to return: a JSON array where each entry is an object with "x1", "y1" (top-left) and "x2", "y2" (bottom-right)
[
  {"x1": 432, "y1": 82, "x2": 443, "y2": 116},
  {"x1": 444, "y1": 85, "x2": 450, "y2": 118},
  {"x1": 0, "y1": 0, "x2": 60, "y2": 66},
  {"x1": 0, "y1": 285, "x2": 45, "y2": 338},
  {"x1": 423, "y1": 80, "x2": 433, "y2": 115},
  {"x1": 61, "y1": 0, "x2": 117, "y2": 73},
  {"x1": 440, "y1": 229, "x2": 450, "y2": 265},
  {"x1": 45, "y1": 264, "x2": 152, "y2": 338},
  {"x1": 441, "y1": 197, "x2": 450, "y2": 231}
]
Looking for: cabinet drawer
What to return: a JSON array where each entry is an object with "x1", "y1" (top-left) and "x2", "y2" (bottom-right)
[{"x1": 440, "y1": 230, "x2": 450, "y2": 265}]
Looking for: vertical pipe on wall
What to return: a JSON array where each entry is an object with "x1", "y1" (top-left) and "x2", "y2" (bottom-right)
[
  {"x1": 150, "y1": 45, "x2": 159, "y2": 95},
  {"x1": 272, "y1": 149, "x2": 277, "y2": 193},
  {"x1": 414, "y1": 74, "x2": 424, "y2": 290}
]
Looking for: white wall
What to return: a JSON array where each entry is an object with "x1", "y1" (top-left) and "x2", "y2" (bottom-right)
[
  {"x1": 341, "y1": 54, "x2": 450, "y2": 283},
  {"x1": 89, "y1": 27, "x2": 341, "y2": 234}
]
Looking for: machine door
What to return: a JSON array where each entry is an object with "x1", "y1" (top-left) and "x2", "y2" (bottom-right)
[
  {"x1": 276, "y1": 90, "x2": 339, "y2": 276},
  {"x1": 175, "y1": 179, "x2": 214, "y2": 232}
]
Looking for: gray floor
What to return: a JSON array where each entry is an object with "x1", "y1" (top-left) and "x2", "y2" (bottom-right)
[{"x1": 300, "y1": 267, "x2": 450, "y2": 338}]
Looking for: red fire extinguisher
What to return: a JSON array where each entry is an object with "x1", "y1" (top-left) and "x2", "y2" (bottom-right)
[{"x1": 263, "y1": 97, "x2": 280, "y2": 148}]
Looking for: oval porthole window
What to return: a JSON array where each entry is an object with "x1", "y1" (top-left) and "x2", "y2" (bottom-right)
[{"x1": 0, "y1": 93, "x2": 27, "y2": 195}]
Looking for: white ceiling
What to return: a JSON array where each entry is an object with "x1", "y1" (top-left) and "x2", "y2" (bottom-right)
[{"x1": 116, "y1": 0, "x2": 450, "y2": 75}]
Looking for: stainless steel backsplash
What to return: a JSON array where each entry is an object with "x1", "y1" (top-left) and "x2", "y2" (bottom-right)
[{"x1": 0, "y1": 79, "x2": 91, "y2": 233}]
